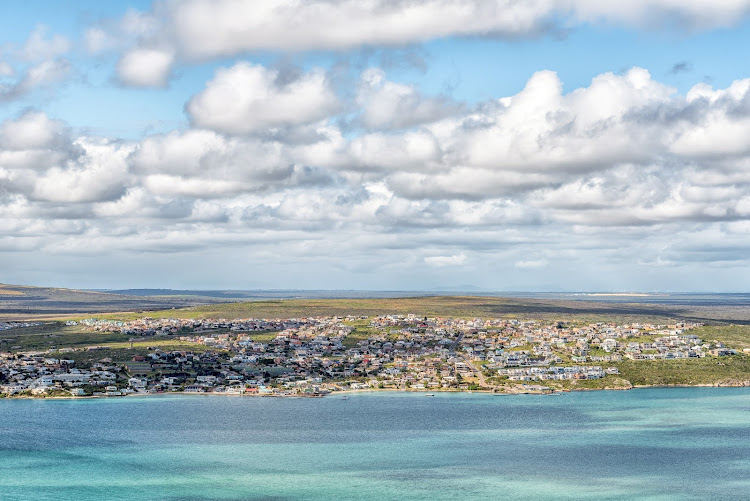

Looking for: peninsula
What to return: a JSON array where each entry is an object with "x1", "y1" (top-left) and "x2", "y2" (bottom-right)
[{"x1": 2, "y1": 287, "x2": 750, "y2": 398}]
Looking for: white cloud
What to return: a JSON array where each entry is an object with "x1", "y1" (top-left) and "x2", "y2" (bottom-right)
[
  {"x1": 131, "y1": 129, "x2": 292, "y2": 181},
  {"x1": 187, "y1": 63, "x2": 339, "y2": 135},
  {"x1": 670, "y1": 79, "x2": 750, "y2": 158},
  {"x1": 567, "y1": 0, "x2": 750, "y2": 30},
  {"x1": 8, "y1": 64, "x2": 750, "y2": 288},
  {"x1": 31, "y1": 139, "x2": 131, "y2": 203},
  {"x1": 116, "y1": 48, "x2": 174, "y2": 87},
  {"x1": 0, "y1": 111, "x2": 69, "y2": 151},
  {"x1": 449, "y1": 68, "x2": 674, "y2": 174},
  {"x1": 85, "y1": 9, "x2": 161, "y2": 55},
  {"x1": 515, "y1": 259, "x2": 548, "y2": 269},
  {"x1": 109, "y1": 0, "x2": 750, "y2": 60},
  {"x1": 23, "y1": 59, "x2": 71, "y2": 88},
  {"x1": 357, "y1": 68, "x2": 462, "y2": 130},
  {"x1": 167, "y1": 0, "x2": 555, "y2": 57},
  {"x1": 119, "y1": 8, "x2": 162, "y2": 38},
  {"x1": 424, "y1": 253, "x2": 467, "y2": 267},
  {"x1": 84, "y1": 28, "x2": 113, "y2": 54},
  {"x1": 20, "y1": 25, "x2": 70, "y2": 61},
  {"x1": 131, "y1": 129, "x2": 228, "y2": 175},
  {"x1": 0, "y1": 59, "x2": 71, "y2": 101},
  {"x1": 347, "y1": 131, "x2": 443, "y2": 171}
]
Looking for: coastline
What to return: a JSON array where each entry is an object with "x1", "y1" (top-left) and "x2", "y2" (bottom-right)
[{"x1": 5, "y1": 380, "x2": 750, "y2": 400}]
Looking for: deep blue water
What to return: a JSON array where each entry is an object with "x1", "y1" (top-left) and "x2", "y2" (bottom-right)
[{"x1": 2, "y1": 388, "x2": 750, "y2": 500}]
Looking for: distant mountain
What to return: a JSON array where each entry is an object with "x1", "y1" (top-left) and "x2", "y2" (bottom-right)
[{"x1": 101, "y1": 289, "x2": 253, "y2": 299}]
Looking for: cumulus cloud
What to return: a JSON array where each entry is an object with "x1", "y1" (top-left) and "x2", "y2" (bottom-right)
[
  {"x1": 0, "y1": 113, "x2": 131, "y2": 205},
  {"x1": 94, "y1": 0, "x2": 750, "y2": 61},
  {"x1": 166, "y1": 0, "x2": 555, "y2": 57},
  {"x1": 453, "y1": 68, "x2": 674, "y2": 172},
  {"x1": 8, "y1": 68, "x2": 750, "y2": 228},
  {"x1": 117, "y1": 48, "x2": 174, "y2": 87},
  {"x1": 132, "y1": 129, "x2": 289, "y2": 180},
  {"x1": 8, "y1": 65, "x2": 750, "y2": 287},
  {"x1": 186, "y1": 63, "x2": 339, "y2": 135},
  {"x1": 670, "y1": 79, "x2": 750, "y2": 158},
  {"x1": 347, "y1": 130, "x2": 443, "y2": 171},
  {"x1": 31, "y1": 139, "x2": 132, "y2": 203},
  {"x1": 174, "y1": 66, "x2": 750, "y2": 234},
  {"x1": 0, "y1": 111, "x2": 70, "y2": 151},
  {"x1": 356, "y1": 68, "x2": 462, "y2": 130}
]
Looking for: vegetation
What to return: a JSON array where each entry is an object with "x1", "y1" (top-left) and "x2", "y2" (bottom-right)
[
  {"x1": 341, "y1": 319, "x2": 382, "y2": 348},
  {"x1": 611, "y1": 357, "x2": 750, "y2": 386},
  {"x1": 691, "y1": 325, "x2": 750, "y2": 350},
  {"x1": 0, "y1": 322, "x2": 131, "y2": 351},
  {"x1": 4, "y1": 287, "x2": 750, "y2": 393},
  {"x1": 88, "y1": 296, "x2": 691, "y2": 323},
  {"x1": 0, "y1": 283, "x2": 218, "y2": 321},
  {"x1": 47, "y1": 341, "x2": 220, "y2": 368}
]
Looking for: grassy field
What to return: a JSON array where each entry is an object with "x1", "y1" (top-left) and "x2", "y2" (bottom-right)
[
  {"x1": 0, "y1": 285, "x2": 25, "y2": 296},
  {"x1": 612, "y1": 357, "x2": 750, "y2": 386},
  {"x1": 0, "y1": 323, "x2": 132, "y2": 351},
  {"x1": 691, "y1": 325, "x2": 750, "y2": 350},
  {"x1": 0, "y1": 322, "x2": 226, "y2": 353},
  {"x1": 342, "y1": 319, "x2": 384, "y2": 348},
  {"x1": 48, "y1": 343, "x2": 217, "y2": 368},
  {"x1": 4, "y1": 283, "x2": 750, "y2": 327},
  {"x1": 86, "y1": 295, "x2": 750, "y2": 325},
  {"x1": 0, "y1": 283, "x2": 219, "y2": 321}
]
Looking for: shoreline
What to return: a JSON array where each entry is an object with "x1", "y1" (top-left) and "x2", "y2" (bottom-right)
[{"x1": 4, "y1": 381, "x2": 750, "y2": 400}]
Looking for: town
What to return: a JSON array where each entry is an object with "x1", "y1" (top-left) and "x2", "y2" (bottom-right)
[{"x1": 0, "y1": 314, "x2": 737, "y2": 397}]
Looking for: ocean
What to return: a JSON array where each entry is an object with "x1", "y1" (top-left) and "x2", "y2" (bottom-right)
[{"x1": 2, "y1": 388, "x2": 750, "y2": 500}]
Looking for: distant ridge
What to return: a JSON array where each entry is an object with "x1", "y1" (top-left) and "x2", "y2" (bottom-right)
[
  {"x1": 0, "y1": 283, "x2": 220, "y2": 321},
  {"x1": 99, "y1": 289, "x2": 445, "y2": 300}
]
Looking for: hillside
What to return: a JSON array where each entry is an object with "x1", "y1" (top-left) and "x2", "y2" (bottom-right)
[{"x1": 0, "y1": 283, "x2": 220, "y2": 320}]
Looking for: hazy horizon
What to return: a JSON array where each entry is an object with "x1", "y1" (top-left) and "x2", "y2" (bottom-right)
[{"x1": 8, "y1": 281, "x2": 750, "y2": 296}]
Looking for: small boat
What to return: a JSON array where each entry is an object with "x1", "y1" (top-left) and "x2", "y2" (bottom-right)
[
  {"x1": 424, "y1": 393, "x2": 435, "y2": 396},
  {"x1": 341, "y1": 396, "x2": 349, "y2": 400}
]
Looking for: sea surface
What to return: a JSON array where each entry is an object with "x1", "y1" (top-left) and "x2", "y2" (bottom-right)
[{"x1": 2, "y1": 388, "x2": 750, "y2": 500}]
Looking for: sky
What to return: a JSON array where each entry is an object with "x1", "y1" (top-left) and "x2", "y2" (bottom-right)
[{"x1": 2, "y1": 1, "x2": 750, "y2": 292}]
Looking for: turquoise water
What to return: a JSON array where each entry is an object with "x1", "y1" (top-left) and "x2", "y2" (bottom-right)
[{"x1": 2, "y1": 388, "x2": 750, "y2": 500}]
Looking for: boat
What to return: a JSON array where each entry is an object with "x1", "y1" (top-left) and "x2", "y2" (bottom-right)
[{"x1": 424, "y1": 393, "x2": 435, "y2": 396}]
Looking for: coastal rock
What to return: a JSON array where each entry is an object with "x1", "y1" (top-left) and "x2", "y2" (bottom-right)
[
  {"x1": 715, "y1": 379, "x2": 750, "y2": 387},
  {"x1": 606, "y1": 378, "x2": 633, "y2": 390}
]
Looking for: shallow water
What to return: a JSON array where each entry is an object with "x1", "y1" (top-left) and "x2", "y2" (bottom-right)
[{"x1": 2, "y1": 388, "x2": 750, "y2": 500}]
